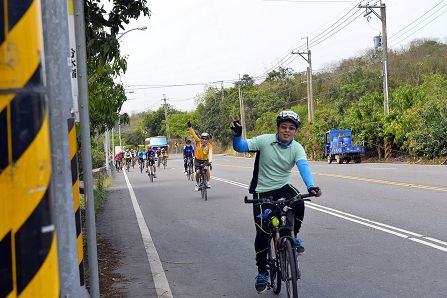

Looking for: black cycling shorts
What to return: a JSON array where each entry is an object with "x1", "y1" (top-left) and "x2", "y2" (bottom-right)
[
  {"x1": 194, "y1": 159, "x2": 209, "y2": 171},
  {"x1": 147, "y1": 158, "x2": 155, "y2": 166}
]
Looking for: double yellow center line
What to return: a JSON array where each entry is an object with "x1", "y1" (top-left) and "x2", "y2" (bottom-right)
[
  {"x1": 212, "y1": 163, "x2": 447, "y2": 193},
  {"x1": 314, "y1": 172, "x2": 447, "y2": 192}
]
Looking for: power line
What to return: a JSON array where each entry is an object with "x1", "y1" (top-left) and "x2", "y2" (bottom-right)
[
  {"x1": 265, "y1": 0, "x2": 358, "y2": 2},
  {"x1": 124, "y1": 74, "x2": 269, "y2": 91},
  {"x1": 389, "y1": 0, "x2": 446, "y2": 41},
  {"x1": 390, "y1": 3, "x2": 447, "y2": 47},
  {"x1": 293, "y1": 2, "x2": 363, "y2": 52},
  {"x1": 260, "y1": 1, "x2": 366, "y2": 78},
  {"x1": 303, "y1": 10, "x2": 364, "y2": 50}
]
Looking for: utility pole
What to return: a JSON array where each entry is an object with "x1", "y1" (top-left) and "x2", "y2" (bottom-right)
[
  {"x1": 292, "y1": 36, "x2": 314, "y2": 123},
  {"x1": 162, "y1": 94, "x2": 170, "y2": 142},
  {"x1": 118, "y1": 120, "x2": 123, "y2": 150},
  {"x1": 359, "y1": 1, "x2": 389, "y2": 115},
  {"x1": 105, "y1": 129, "x2": 111, "y2": 175},
  {"x1": 73, "y1": 0, "x2": 100, "y2": 296},
  {"x1": 359, "y1": 1, "x2": 391, "y2": 159},
  {"x1": 41, "y1": 0, "x2": 85, "y2": 296},
  {"x1": 221, "y1": 81, "x2": 225, "y2": 102},
  {"x1": 112, "y1": 128, "x2": 115, "y2": 155},
  {"x1": 237, "y1": 75, "x2": 248, "y2": 140}
]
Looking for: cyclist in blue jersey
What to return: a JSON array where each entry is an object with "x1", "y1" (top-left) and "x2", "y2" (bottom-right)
[
  {"x1": 145, "y1": 146, "x2": 157, "y2": 178},
  {"x1": 231, "y1": 111, "x2": 322, "y2": 294},
  {"x1": 183, "y1": 139, "x2": 195, "y2": 174},
  {"x1": 138, "y1": 149, "x2": 145, "y2": 166}
]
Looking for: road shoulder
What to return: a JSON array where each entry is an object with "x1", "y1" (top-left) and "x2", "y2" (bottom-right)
[{"x1": 96, "y1": 170, "x2": 158, "y2": 297}]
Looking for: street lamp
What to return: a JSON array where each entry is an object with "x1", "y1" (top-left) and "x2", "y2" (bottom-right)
[{"x1": 117, "y1": 26, "x2": 147, "y2": 40}]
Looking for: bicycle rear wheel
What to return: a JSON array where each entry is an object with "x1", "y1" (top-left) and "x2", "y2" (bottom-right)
[
  {"x1": 281, "y1": 239, "x2": 298, "y2": 298},
  {"x1": 200, "y1": 175, "x2": 207, "y2": 200},
  {"x1": 267, "y1": 238, "x2": 281, "y2": 294},
  {"x1": 189, "y1": 166, "x2": 194, "y2": 181}
]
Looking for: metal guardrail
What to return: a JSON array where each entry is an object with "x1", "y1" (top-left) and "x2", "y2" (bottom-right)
[{"x1": 79, "y1": 167, "x2": 106, "y2": 194}]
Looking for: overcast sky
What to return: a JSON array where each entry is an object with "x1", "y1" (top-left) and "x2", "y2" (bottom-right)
[{"x1": 117, "y1": 0, "x2": 447, "y2": 115}]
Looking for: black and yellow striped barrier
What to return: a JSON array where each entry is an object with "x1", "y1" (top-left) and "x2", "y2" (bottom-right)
[
  {"x1": 0, "y1": 1, "x2": 60, "y2": 297},
  {"x1": 67, "y1": 118, "x2": 85, "y2": 286}
]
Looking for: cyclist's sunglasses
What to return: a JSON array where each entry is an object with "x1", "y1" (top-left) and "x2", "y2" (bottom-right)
[
  {"x1": 201, "y1": 137, "x2": 208, "y2": 140},
  {"x1": 279, "y1": 111, "x2": 298, "y2": 120}
]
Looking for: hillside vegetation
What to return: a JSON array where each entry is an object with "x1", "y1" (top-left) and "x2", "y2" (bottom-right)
[{"x1": 124, "y1": 40, "x2": 447, "y2": 160}]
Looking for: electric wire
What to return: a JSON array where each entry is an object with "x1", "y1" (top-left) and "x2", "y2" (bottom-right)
[
  {"x1": 390, "y1": 3, "x2": 447, "y2": 47},
  {"x1": 303, "y1": 10, "x2": 365, "y2": 50},
  {"x1": 389, "y1": 0, "x2": 446, "y2": 41},
  {"x1": 261, "y1": 1, "x2": 366, "y2": 78}
]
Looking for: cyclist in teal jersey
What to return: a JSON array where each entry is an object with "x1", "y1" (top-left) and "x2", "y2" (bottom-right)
[{"x1": 231, "y1": 111, "x2": 322, "y2": 294}]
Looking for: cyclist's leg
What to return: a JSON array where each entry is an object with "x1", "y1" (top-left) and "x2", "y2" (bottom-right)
[
  {"x1": 281, "y1": 184, "x2": 305, "y2": 235},
  {"x1": 204, "y1": 161, "x2": 210, "y2": 182},
  {"x1": 253, "y1": 190, "x2": 277, "y2": 274},
  {"x1": 152, "y1": 159, "x2": 156, "y2": 173},
  {"x1": 184, "y1": 158, "x2": 188, "y2": 172},
  {"x1": 148, "y1": 159, "x2": 153, "y2": 174},
  {"x1": 194, "y1": 160, "x2": 201, "y2": 184},
  {"x1": 152, "y1": 163, "x2": 156, "y2": 176}
]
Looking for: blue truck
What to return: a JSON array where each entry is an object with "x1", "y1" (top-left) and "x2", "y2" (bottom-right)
[{"x1": 323, "y1": 129, "x2": 365, "y2": 164}]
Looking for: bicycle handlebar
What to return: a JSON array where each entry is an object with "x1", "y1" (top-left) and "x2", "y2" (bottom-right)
[{"x1": 244, "y1": 193, "x2": 314, "y2": 204}]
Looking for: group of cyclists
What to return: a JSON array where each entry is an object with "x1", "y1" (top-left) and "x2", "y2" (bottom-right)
[
  {"x1": 114, "y1": 111, "x2": 322, "y2": 295},
  {"x1": 114, "y1": 147, "x2": 168, "y2": 174},
  {"x1": 114, "y1": 149, "x2": 135, "y2": 171}
]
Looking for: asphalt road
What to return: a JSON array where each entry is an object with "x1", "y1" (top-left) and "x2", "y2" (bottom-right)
[{"x1": 122, "y1": 154, "x2": 447, "y2": 298}]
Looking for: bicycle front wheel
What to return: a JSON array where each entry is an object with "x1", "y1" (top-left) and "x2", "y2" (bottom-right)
[
  {"x1": 200, "y1": 176, "x2": 207, "y2": 200},
  {"x1": 281, "y1": 239, "x2": 298, "y2": 298},
  {"x1": 201, "y1": 184, "x2": 207, "y2": 200},
  {"x1": 267, "y1": 238, "x2": 281, "y2": 294}
]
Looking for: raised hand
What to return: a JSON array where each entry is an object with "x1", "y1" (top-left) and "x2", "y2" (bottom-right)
[{"x1": 230, "y1": 116, "x2": 242, "y2": 137}]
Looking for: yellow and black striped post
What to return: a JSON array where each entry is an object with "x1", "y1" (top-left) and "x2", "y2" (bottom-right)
[
  {"x1": 67, "y1": 118, "x2": 85, "y2": 286},
  {"x1": 0, "y1": 0, "x2": 60, "y2": 297}
]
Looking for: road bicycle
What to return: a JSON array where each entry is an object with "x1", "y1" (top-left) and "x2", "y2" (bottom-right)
[
  {"x1": 162, "y1": 156, "x2": 168, "y2": 169},
  {"x1": 186, "y1": 157, "x2": 194, "y2": 181},
  {"x1": 115, "y1": 159, "x2": 122, "y2": 172},
  {"x1": 244, "y1": 193, "x2": 314, "y2": 298},
  {"x1": 139, "y1": 158, "x2": 145, "y2": 173},
  {"x1": 147, "y1": 163, "x2": 155, "y2": 183},
  {"x1": 196, "y1": 164, "x2": 209, "y2": 200},
  {"x1": 125, "y1": 158, "x2": 131, "y2": 172}
]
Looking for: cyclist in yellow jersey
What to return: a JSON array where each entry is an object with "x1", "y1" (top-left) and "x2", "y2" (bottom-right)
[{"x1": 187, "y1": 121, "x2": 213, "y2": 191}]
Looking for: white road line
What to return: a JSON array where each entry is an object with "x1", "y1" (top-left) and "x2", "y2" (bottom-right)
[
  {"x1": 212, "y1": 176, "x2": 248, "y2": 188},
  {"x1": 123, "y1": 171, "x2": 173, "y2": 298},
  {"x1": 408, "y1": 238, "x2": 447, "y2": 253},
  {"x1": 211, "y1": 176, "x2": 447, "y2": 253},
  {"x1": 422, "y1": 237, "x2": 447, "y2": 246},
  {"x1": 306, "y1": 205, "x2": 409, "y2": 238},
  {"x1": 305, "y1": 202, "x2": 423, "y2": 237}
]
